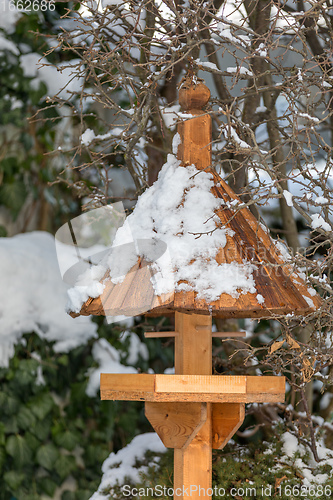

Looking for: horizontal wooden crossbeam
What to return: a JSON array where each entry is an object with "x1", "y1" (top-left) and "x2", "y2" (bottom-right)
[
  {"x1": 144, "y1": 331, "x2": 246, "y2": 339},
  {"x1": 100, "y1": 374, "x2": 285, "y2": 403},
  {"x1": 144, "y1": 331, "x2": 178, "y2": 338}
]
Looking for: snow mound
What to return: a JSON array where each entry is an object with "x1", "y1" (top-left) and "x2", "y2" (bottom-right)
[
  {"x1": 0, "y1": 231, "x2": 97, "y2": 367},
  {"x1": 90, "y1": 433, "x2": 166, "y2": 499}
]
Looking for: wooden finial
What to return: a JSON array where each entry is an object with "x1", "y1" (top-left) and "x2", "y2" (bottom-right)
[
  {"x1": 177, "y1": 77, "x2": 212, "y2": 170},
  {"x1": 179, "y1": 80, "x2": 210, "y2": 111}
]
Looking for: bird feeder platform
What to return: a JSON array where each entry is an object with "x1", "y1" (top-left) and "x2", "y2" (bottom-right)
[
  {"x1": 101, "y1": 311, "x2": 286, "y2": 499},
  {"x1": 101, "y1": 374, "x2": 285, "y2": 403}
]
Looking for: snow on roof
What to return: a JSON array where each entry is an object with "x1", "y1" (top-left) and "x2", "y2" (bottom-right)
[
  {"x1": 67, "y1": 150, "x2": 321, "y2": 318},
  {"x1": 0, "y1": 231, "x2": 97, "y2": 367},
  {"x1": 108, "y1": 153, "x2": 245, "y2": 302},
  {"x1": 67, "y1": 153, "x2": 259, "y2": 315}
]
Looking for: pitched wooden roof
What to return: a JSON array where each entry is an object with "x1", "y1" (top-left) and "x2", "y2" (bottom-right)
[
  {"x1": 69, "y1": 78, "x2": 321, "y2": 320},
  {"x1": 70, "y1": 167, "x2": 320, "y2": 319}
]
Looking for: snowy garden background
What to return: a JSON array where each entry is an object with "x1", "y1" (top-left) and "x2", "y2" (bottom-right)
[{"x1": 1, "y1": 0, "x2": 333, "y2": 499}]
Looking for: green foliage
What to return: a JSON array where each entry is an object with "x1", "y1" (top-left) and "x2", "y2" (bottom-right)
[
  {"x1": 0, "y1": 331, "x2": 146, "y2": 500},
  {"x1": 119, "y1": 430, "x2": 333, "y2": 500},
  {"x1": 0, "y1": 314, "x2": 174, "y2": 500},
  {"x1": 0, "y1": 5, "x2": 82, "y2": 230}
]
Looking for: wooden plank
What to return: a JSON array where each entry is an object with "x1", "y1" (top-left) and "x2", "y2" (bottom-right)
[
  {"x1": 71, "y1": 269, "x2": 115, "y2": 317},
  {"x1": 213, "y1": 331, "x2": 246, "y2": 338},
  {"x1": 212, "y1": 403, "x2": 245, "y2": 450},
  {"x1": 177, "y1": 114, "x2": 212, "y2": 171},
  {"x1": 175, "y1": 312, "x2": 212, "y2": 376},
  {"x1": 101, "y1": 260, "x2": 140, "y2": 315},
  {"x1": 174, "y1": 289, "x2": 196, "y2": 311},
  {"x1": 148, "y1": 289, "x2": 174, "y2": 311},
  {"x1": 119, "y1": 260, "x2": 156, "y2": 315},
  {"x1": 144, "y1": 331, "x2": 245, "y2": 338},
  {"x1": 155, "y1": 375, "x2": 246, "y2": 394},
  {"x1": 174, "y1": 403, "x2": 212, "y2": 499},
  {"x1": 196, "y1": 325, "x2": 246, "y2": 338},
  {"x1": 100, "y1": 391, "x2": 285, "y2": 403},
  {"x1": 100, "y1": 373, "x2": 155, "y2": 401},
  {"x1": 247, "y1": 375, "x2": 285, "y2": 396},
  {"x1": 145, "y1": 402, "x2": 207, "y2": 449},
  {"x1": 144, "y1": 331, "x2": 178, "y2": 338},
  {"x1": 100, "y1": 374, "x2": 286, "y2": 402}
]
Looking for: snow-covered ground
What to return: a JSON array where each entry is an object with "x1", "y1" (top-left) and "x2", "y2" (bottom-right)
[{"x1": 90, "y1": 433, "x2": 166, "y2": 500}]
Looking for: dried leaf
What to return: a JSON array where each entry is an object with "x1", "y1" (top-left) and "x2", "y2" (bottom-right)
[
  {"x1": 275, "y1": 476, "x2": 287, "y2": 491},
  {"x1": 302, "y1": 357, "x2": 315, "y2": 382},
  {"x1": 286, "y1": 334, "x2": 300, "y2": 349},
  {"x1": 269, "y1": 340, "x2": 285, "y2": 354}
]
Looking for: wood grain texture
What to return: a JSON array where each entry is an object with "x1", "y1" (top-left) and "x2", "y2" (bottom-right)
[
  {"x1": 212, "y1": 331, "x2": 246, "y2": 338},
  {"x1": 174, "y1": 312, "x2": 212, "y2": 375},
  {"x1": 100, "y1": 374, "x2": 286, "y2": 403},
  {"x1": 177, "y1": 113, "x2": 211, "y2": 171},
  {"x1": 174, "y1": 312, "x2": 212, "y2": 499},
  {"x1": 117, "y1": 260, "x2": 155, "y2": 316},
  {"x1": 144, "y1": 331, "x2": 178, "y2": 338},
  {"x1": 145, "y1": 402, "x2": 207, "y2": 449},
  {"x1": 144, "y1": 330, "x2": 245, "y2": 338},
  {"x1": 91, "y1": 258, "x2": 172, "y2": 317},
  {"x1": 155, "y1": 375, "x2": 246, "y2": 394},
  {"x1": 102, "y1": 260, "x2": 140, "y2": 315},
  {"x1": 212, "y1": 403, "x2": 245, "y2": 450},
  {"x1": 174, "y1": 404, "x2": 212, "y2": 499}
]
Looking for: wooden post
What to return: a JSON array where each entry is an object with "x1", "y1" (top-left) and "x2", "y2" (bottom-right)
[
  {"x1": 174, "y1": 312, "x2": 212, "y2": 499},
  {"x1": 175, "y1": 80, "x2": 211, "y2": 500},
  {"x1": 173, "y1": 79, "x2": 245, "y2": 500}
]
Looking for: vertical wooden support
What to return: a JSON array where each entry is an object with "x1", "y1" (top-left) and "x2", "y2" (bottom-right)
[
  {"x1": 177, "y1": 81, "x2": 211, "y2": 170},
  {"x1": 174, "y1": 80, "x2": 213, "y2": 500},
  {"x1": 173, "y1": 79, "x2": 246, "y2": 498},
  {"x1": 174, "y1": 312, "x2": 212, "y2": 500}
]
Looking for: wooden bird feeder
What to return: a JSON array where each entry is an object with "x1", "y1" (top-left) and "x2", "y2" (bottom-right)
[{"x1": 69, "y1": 76, "x2": 321, "y2": 499}]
